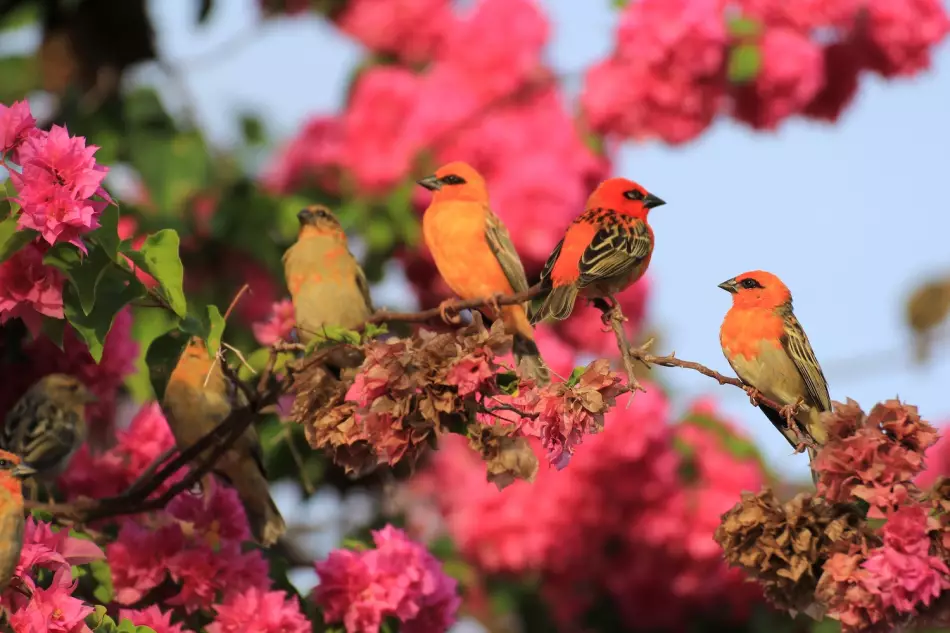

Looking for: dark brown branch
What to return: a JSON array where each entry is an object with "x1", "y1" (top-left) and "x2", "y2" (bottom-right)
[{"x1": 365, "y1": 286, "x2": 542, "y2": 328}]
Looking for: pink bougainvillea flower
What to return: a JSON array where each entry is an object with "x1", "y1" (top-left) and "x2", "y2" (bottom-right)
[
  {"x1": 314, "y1": 524, "x2": 460, "y2": 633},
  {"x1": 252, "y1": 298, "x2": 296, "y2": 347},
  {"x1": 118, "y1": 606, "x2": 187, "y2": 633},
  {"x1": 8, "y1": 568, "x2": 93, "y2": 633},
  {"x1": 445, "y1": 348, "x2": 496, "y2": 397},
  {"x1": 208, "y1": 587, "x2": 310, "y2": 633},
  {"x1": 335, "y1": 0, "x2": 455, "y2": 64},
  {"x1": 11, "y1": 125, "x2": 113, "y2": 251},
  {"x1": 856, "y1": 0, "x2": 950, "y2": 77},
  {"x1": 0, "y1": 241, "x2": 64, "y2": 336},
  {"x1": 0, "y1": 99, "x2": 36, "y2": 156},
  {"x1": 16, "y1": 518, "x2": 104, "y2": 580},
  {"x1": 262, "y1": 116, "x2": 344, "y2": 195}
]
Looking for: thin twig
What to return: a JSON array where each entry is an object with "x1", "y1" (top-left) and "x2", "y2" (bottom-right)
[
  {"x1": 222, "y1": 342, "x2": 257, "y2": 375},
  {"x1": 365, "y1": 287, "x2": 542, "y2": 328}
]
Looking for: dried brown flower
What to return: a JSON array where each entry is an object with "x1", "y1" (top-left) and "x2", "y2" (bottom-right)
[{"x1": 467, "y1": 422, "x2": 539, "y2": 490}]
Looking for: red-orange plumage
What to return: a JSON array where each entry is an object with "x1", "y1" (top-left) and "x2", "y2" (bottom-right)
[
  {"x1": 532, "y1": 177, "x2": 664, "y2": 323},
  {"x1": 719, "y1": 271, "x2": 790, "y2": 360}
]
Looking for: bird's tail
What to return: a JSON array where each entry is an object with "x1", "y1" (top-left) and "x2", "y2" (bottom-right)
[
  {"x1": 226, "y1": 465, "x2": 287, "y2": 547},
  {"x1": 513, "y1": 334, "x2": 550, "y2": 386},
  {"x1": 807, "y1": 445, "x2": 820, "y2": 485},
  {"x1": 530, "y1": 284, "x2": 579, "y2": 324}
]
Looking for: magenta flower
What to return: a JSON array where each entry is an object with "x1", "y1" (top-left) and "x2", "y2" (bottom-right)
[
  {"x1": 0, "y1": 241, "x2": 64, "y2": 336},
  {"x1": 0, "y1": 99, "x2": 36, "y2": 156},
  {"x1": 252, "y1": 298, "x2": 296, "y2": 347},
  {"x1": 314, "y1": 524, "x2": 460, "y2": 633},
  {"x1": 16, "y1": 518, "x2": 104, "y2": 580},
  {"x1": 208, "y1": 588, "x2": 310, "y2": 633},
  {"x1": 118, "y1": 606, "x2": 186, "y2": 633},
  {"x1": 445, "y1": 349, "x2": 496, "y2": 397},
  {"x1": 7, "y1": 568, "x2": 93, "y2": 633},
  {"x1": 10, "y1": 125, "x2": 113, "y2": 251}
]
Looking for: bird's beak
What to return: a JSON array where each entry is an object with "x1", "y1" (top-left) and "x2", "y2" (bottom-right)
[
  {"x1": 718, "y1": 278, "x2": 739, "y2": 294},
  {"x1": 417, "y1": 175, "x2": 442, "y2": 191},
  {"x1": 296, "y1": 208, "x2": 314, "y2": 225},
  {"x1": 11, "y1": 463, "x2": 36, "y2": 479},
  {"x1": 643, "y1": 193, "x2": 666, "y2": 209}
]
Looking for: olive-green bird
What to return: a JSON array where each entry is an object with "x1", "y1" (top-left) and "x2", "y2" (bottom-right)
[
  {"x1": 1, "y1": 374, "x2": 96, "y2": 498},
  {"x1": 163, "y1": 337, "x2": 286, "y2": 547},
  {"x1": 282, "y1": 205, "x2": 374, "y2": 366}
]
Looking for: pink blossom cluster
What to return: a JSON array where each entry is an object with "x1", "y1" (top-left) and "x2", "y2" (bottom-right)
[
  {"x1": 814, "y1": 399, "x2": 939, "y2": 513},
  {"x1": 582, "y1": 0, "x2": 949, "y2": 141},
  {"x1": 820, "y1": 504, "x2": 950, "y2": 630},
  {"x1": 2, "y1": 518, "x2": 105, "y2": 632},
  {"x1": 409, "y1": 389, "x2": 766, "y2": 629},
  {"x1": 107, "y1": 483, "x2": 271, "y2": 613},
  {"x1": 314, "y1": 524, "x2": 461, "y2": 633},
  {"x1": 1, "y1": 100, "x2": 114, "y2": 250},
  {"x1": 252, "y1": 298, "x2": 296, "y2": 346}
]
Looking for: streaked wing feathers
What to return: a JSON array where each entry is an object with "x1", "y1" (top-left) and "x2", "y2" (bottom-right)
[
  {"x1": 355, "y1": 265, "x2": 375, "y2": 313},
  {"x1": 538, "y1": 238, "x2": 564, "y2": 291},
  {"x1": 577, "y1": 219, "x2": 652, "y2": 288},
  {"x1": 2, "y1": 396, "x2": 81, "y2": 471},
  {"x1": 484, "y1": 211, "x2": 529, "y2": 294},
  {"x1": 780, "y1": 310, "x2": 832, "y2": 412}
]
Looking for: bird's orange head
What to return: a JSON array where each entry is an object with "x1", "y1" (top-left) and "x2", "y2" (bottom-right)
[
  {"x1": 718, "y1": 270, "x2": 792, "y2": 310},
  {"x1": 296, "y1": 205, "x2": 344, "y2": 239},
  {"x1": 417, "y1": 161, "x2": 489, "y2": 204},
  {"x1": 587, "y1": 178, "x2": 665, "y2": 218},
  {"x1": 0, "y1": 450, "x2": 36, "y2": 497},
  {"x1": 169, "y1": 336, "x2": 215, "y2": 383}
]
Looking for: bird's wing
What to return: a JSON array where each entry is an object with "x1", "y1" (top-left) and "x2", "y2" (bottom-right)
[
  {"x1": 484, "y1": 210, "x2": 530, "y2": 294},
  {"x1": 537, "y1": 238, "x2": 564, "y2": 291},
  {"x1": 355, "y1": 262, "x2": 375, "y2": 313},
  {"x1": 6, "y1": 397, "x2": 82, "y2": 472},
  {"x1": 780, "y1": 309, "x2": 832, "y2": 412},
  {"x1": 577, "y1": 217, "x2": 652, "y2": 288}
]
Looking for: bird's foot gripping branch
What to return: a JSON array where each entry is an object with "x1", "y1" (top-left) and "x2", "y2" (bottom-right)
[{"x1": 716, "y1": 400, "x2": 950, "y2": 633}]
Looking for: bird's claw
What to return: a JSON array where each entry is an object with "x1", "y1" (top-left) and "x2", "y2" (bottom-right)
[
  {"x1": 746, "y1": 387, "x2": 764, "y2": 406},
  {"x1": 487, "y1": 293, "x2": 504, "y2": 319},
  {"x1": 780, "y1": 398, "x2": 805, "y2": 424},
  {"x1": 793, "y1": 441, "x2": 810, "y2": 455},
  {"x1": 438, "y1": 299, "x2": 462, "y2": 325}
]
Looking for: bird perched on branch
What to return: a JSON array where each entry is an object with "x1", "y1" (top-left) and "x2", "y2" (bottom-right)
[
  {"x1": 163, "y1": 337, "x2": 285, "y2": 547},
  {"x1": 282, "y1": 205, "x2": 374, "y2": 368},
  {"x1": 1, "y1": 373, "x2": 95, "y2": 498},
  {"x1": 530, "y1": 178, "x2": 664, "y2": 324},
  {"x1": 718, "y1": 271, "x2": 831, "y2": 483},
  {"x1": 418, "y1": 161, "x2": 549, "y2": 385},
  {"x1": 0, "y1": 450, "x2": 35, "y2": 592}
]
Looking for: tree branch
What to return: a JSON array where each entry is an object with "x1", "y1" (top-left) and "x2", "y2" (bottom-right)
[{"x1": 365, "y1": 287, "x2": 542, "y2": 328}]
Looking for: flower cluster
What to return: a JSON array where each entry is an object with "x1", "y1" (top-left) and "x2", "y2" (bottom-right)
[
  {"x1": 2, "y1": 518, "x2": 106, "y2": 631},
  {"x1": 582, "y1": 0, "x2": 949, "y2": 141},
  {"x1": 408, "y1": 391, "x2": 768, "y2": 629},
  {"x1": 314, "y1": 524, "x2": 460, "y2": 633},
  {"x1": 717, "y1": 399, "x2": 950, "y2": 631},
  {"x1": 2, "y1": 100, "x2": 113, "y2": 250}
]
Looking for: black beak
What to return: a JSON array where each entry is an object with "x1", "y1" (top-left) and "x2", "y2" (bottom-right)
[
  {"x1": 718, "y1": 278, "x2": 739, "y2": 294},
  {"x1": 644, "y1": 193, "x2": 666, "y2": 209},
  {"x1": 417, "y1": 175, "x2": 442, "y2": 191},
  {"x1": 296, "y1": 208, "x2": 316, "y2": 225},
  {"x1": 11, "y1": 463, "x2": 36, "y2": 479}
]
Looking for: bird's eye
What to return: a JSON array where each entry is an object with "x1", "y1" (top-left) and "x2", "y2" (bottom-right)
[
  {"x1": 623, "y1": 189, "x2": 645, "y2": 201},
  {"x1": 441, "y1": 174, "x2": 466, "y2": 185},
  {"x1": 741, "y1": 278, "x2": 762, "y2": 289}
]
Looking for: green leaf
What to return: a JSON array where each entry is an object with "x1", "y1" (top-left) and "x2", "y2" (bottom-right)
[
  {"x1": 727, "y1": 43, "x2": 762, "y2": 84},
  {"x1": 312, "y1": 325, "x2": 361, "y2": 346},
  {"x1": 127, "y1": 129, "x2": 212, "y2": 216},
  {"x1": 90, "y1": 205, "x2": 121, "y2": 261},
  {"x1": 496, "y1": 371, "x2": 520, "y2": 396},
  {"x1": 728, "y1": 16, "x2": 762, "y2": 38},
  {"x1": 362, "y1": 322, "x2": 388, "y2": 339},
  {"x1": 237, "y1": 347, "x2": 293, "y2": 381},
  {"x1": 62, "y1": 272, "x2": 144, "y2": 362},
  {"x1": 181, "y1": 304, "x2": 226, "y2": 356},
  {"x1": 239, "y1": 113, "x2": 266, "y2": 145},
  {"x1": 85, "y1": 605, "x2": 111, "y2": 631},
  {"x1": 126, "y1": 306, "x2": 181, "y2": 401},
  {"x1": 0, "y1": 55, "x2": 38, "y2": 103},
  {"x1": 0, "y1": 216, "x2": 36, "y2": 263},
  {"x1": 611, "y1": 0, "x2": 629, "y2": 9},
  {"x1": 565, "y1": 366, "x2": 586, "y2": 388},
  {"x1": 44, "y1": 242, "x2": 114, "y2": 316},
  {"x1": 41, "y1": 316, "x2": 66, "y2": 349},
  {"x1": 145, "y1": 330, "x2": 189, "y2": 402},
  {"x1": 90, "y1": 559, "x2": 114, "y2": 604},
  {"x1": 123, "y1": 230, "x2": 187, "y2": 317}
]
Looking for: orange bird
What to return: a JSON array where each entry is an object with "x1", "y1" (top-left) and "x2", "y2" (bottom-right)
[
  {"x1": 417, "y1": 161, "x2": 549, "y2": 385},
  {"x1": 718, "y1": 270, "x2": 831, "y2": 482},
  {"x1": 530, "y1": 178, "x2": 665, "y2": 323},
  {"x1": 164, "y1": 337, "x2": 286, "y2": 547},
  {"x1": 0, "y1": 450, "x2": 35, "y2": 592}
]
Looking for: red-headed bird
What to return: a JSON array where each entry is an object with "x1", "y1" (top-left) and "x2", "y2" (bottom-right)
[
  {"x1": 718, "y1": 270, "x2": 831, "y2": 482},
  {"x1": 0, "y1": 450, "x2": 35, "y2": 592},
  {"x1": 417, "y1": 161, "x2": 549, "y2": 385},
  {"x1": 530, "y1": 178, "x2": 665, "y2": 323}
]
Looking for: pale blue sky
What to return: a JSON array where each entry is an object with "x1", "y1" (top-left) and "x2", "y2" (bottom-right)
[{"x1": 147, "y1": 0, "x2": 950, "y2": 482}]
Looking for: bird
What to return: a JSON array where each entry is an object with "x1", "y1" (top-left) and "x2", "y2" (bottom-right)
[
  {"x1": 718, "y1": 270, "x2": 831, "y2": 483},
  {"x1": 417, "y1": 161, "x2": 549, "y2": 385},
  {"x1": 530, "y1": 177, "x2": 665, "y2": 324},
  {"x1": 904, "y1": 276, "x2": 950, "y2": 365},
  {"x1": 0, "y1": 450, "x2": 36, "y2": 593},
  {"x1": 163, "y1": 336, "x2": 286, "y2": 547},
  {"x1": 0, "y1": 373, "x2": 95, "y2": 498},
  {"x1": 282, "y1": 205, "x2": 374, "y2": 368}
]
